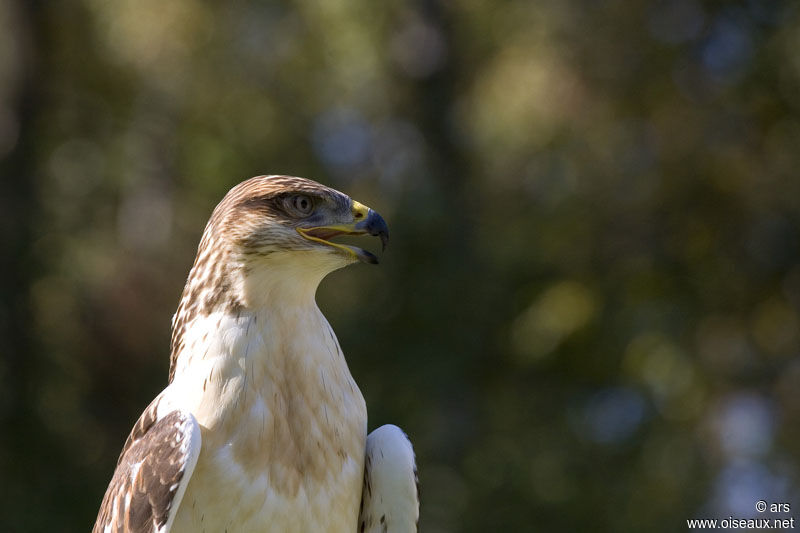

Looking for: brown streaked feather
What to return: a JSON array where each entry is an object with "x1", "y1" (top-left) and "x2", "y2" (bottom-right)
[
  {"x1": 93, "y1": 406, "x2": 200, "y2": 533},
  {"x1": 167, "y1": 175, "x2": 347, "y2": 382}
]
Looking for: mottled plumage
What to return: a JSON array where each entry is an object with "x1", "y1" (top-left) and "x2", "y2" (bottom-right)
[
  {"x1": 93, "y1": 400, "x2": 200, "y2": 533},
  {"x1": 94, "y1": 176, "x2": 418, "y2": 533}
]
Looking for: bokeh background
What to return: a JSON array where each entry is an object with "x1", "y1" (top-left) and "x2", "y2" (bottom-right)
[{"x1": 1, "y1": 0, "x2": 800, "y2": 531}]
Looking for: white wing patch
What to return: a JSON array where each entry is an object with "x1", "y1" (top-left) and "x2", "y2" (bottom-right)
[
  {"x1": 359, "y1": 424, "x2": 419, "y2": 533},
  {"x1": 93, "y1": 399, "x2": 201, "y2": 533}
]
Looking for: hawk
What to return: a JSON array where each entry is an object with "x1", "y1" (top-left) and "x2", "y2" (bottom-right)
[{"x1": 93, "y1": 176, "x2": 419, "y2": 533}]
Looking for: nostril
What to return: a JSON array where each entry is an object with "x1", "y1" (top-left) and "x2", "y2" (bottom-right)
[{"x1": 354, "y1": 212, "x2": 364, "y2": 219}]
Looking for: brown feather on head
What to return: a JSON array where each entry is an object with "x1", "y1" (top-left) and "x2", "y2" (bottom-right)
[{"x1": 167, "y1": 175, "x2": 388, "y2": 383}]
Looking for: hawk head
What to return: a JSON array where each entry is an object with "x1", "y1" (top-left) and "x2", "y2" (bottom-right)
[
  {"x1": 169, "y1": 175, "x2": 388, "y2": 380},
  {"x1": 205, "y1": 175, "x2": 388, "y2": 265}
]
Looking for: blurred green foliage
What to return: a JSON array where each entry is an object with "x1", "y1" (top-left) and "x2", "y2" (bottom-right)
[{"x1": 1, "y1": 0, "x2": 799, "y2": 531}]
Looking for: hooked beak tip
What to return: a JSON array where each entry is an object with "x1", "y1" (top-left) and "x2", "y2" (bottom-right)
[{"x1": 356, "y1": 209, "x2": 389, "y2": 252}]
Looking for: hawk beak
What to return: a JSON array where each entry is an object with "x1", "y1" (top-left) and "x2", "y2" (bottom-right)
[{"x1": 297, "y1": 200, "x2": 389, "y2": 264}]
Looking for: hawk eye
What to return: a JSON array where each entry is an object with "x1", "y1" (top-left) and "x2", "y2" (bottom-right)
[{"x1": 289, "y1": 194, "x2": 314, "y2": 216}]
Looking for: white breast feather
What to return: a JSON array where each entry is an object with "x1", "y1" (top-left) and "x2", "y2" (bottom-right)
[{"x1": 164, "y1": 305, "x2": 368, "y2": 532}]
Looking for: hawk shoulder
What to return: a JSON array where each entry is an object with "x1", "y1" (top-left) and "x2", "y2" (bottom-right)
[
  {"x1": 359, "y1": 424, "x2": 419, "y2": 533},
  {"x1": 93, "y1": 399, "x2": 201, "y2": 533}
]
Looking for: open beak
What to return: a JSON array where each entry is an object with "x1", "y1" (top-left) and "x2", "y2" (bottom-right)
[{"x1": 297, "y1": 200, "x2": 389, "y2": 264}]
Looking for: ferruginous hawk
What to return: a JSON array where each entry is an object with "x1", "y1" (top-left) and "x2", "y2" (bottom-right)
[{"x1": 93, "y1": 176, "x2": 419, "y2": 532}]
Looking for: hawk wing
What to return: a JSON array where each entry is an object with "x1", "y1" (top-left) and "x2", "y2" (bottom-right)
[
  {"x1": 93, "y1": 398, "x2": 201, "y2": 533},
  {"x1": 359, "y1": 425, "x2": 419, "y2": 533}
]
